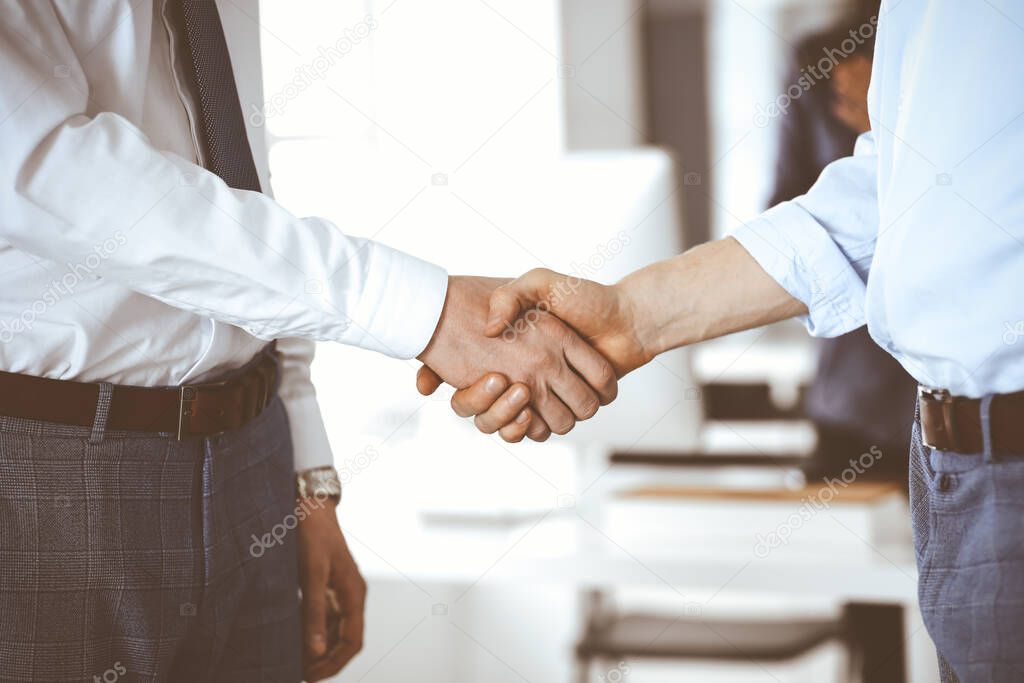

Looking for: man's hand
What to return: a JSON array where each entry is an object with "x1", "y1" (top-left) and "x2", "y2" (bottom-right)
[
  {"x1": 298, "y1": 499, "x2": 366, "y2": 682},
  {"x1": 432, "y1": 239, "x2": 807, "y2": 434},
  {"x1": 417, "y1": 275, "x2": 618, "y2": 436},
  {"x1": 416, "y1": 271, "x2": 644, "y2": 442},
  {"x1": 485, "y1": 269, "x2": 653, "y2": 377},
  {"x1": 416, "y1": 368, "x2": 539, "y2": 442}
]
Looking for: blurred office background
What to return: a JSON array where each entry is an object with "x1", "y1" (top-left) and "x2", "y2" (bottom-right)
[{"x1": 236, "y1": 0, "x2": 936, "y2": 680}]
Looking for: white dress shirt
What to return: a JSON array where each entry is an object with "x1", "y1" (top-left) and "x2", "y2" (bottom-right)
[
  {"x1": 733, "y1": 0, "x2": 1024, "y2": 399},
  {"x1": 0, "y1": 1, "x2": 449, "y2": 469}
]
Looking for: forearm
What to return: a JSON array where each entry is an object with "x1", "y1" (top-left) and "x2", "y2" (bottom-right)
[
  {"x1": 616, "y1": 237, "x2": 807, "y2": 356},
  {"x1": 3, "y1": 12, "x2": 446, "y2": 358}
]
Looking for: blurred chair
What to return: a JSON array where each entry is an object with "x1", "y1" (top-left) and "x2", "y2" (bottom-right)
[
  {"x1": 574, "y1": 590, "x2": 842, "y2": 683},
  {"x1": 574, "y1": 591, "x2": 906, "y2": 683}
]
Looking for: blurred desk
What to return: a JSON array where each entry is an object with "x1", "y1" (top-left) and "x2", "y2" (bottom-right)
[
  {"x1": 342, "y1": 460, "x2": 930, "y2": 681},
  {"x1": 348, "y1": 510, "x2": 919, "y2": 604}
]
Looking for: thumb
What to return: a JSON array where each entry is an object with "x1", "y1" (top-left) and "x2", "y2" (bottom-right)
[
  {"x1": 485, "y1": 268, "x2": 562, "y2": 337},
  {"x1": 416, "y1": 365, "x2": 444, "y2": 395},
  {"x1": 302, "y1": 571, "x2": 329, "y2": 658}
]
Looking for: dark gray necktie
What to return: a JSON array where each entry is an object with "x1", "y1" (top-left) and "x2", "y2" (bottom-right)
[{"x1": 167, "y1": 0, "x2": 262, "y2": 192}]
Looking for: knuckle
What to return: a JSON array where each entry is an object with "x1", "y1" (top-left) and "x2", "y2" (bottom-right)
[
  {"x1": 528, "y1": 355, "x2": 554, "y2": 379},
  {"x1": 526, "y1": 416, "x2": 551, "y2": 441},
  {"x1": 450, "y1": 394, "x2": 470, "y2": 418},
  {"x1": 536, "y1": 312, "x2": 561, "y2": 334},
  {"x1": 526, "y1": 267, "x2": 553, "y2": 281},
  {"x1": 597, "y1": 364, "x2": 617, "y2": 397},
  {"x1": 551, "y1": 416, "x2": 575, "y2": 435},
  {"x1": 349, "y1": 583, "x2": 368, "y2": 607},
  {"x1": 492, "y1": 287, "x2": 513, "y2": 305},
  {"x1": 579, "y1": 395, "x2": 600, "y2": 420},
  {"x1": 304, "y1": 561, "x2": 329, "y2": 582}
]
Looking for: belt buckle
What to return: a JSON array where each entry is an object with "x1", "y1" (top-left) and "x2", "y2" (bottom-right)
[
  {"x1": 918, "y1": 386, "x2": 957, "y2": 450},
  {"x1": 918, "y1": 386, "x2": 951, "y2": 401},
  {"x1": 177, "y1": 385, "x2": 198, "y2": 441}
]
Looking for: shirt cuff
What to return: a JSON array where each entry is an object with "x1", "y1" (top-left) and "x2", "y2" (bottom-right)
[
  {"x1": 335, "y1": 243, "x2": 449, "y2": 359},
  {"x1": 731, "y1": 201, "x2": 867, "y2": 337},
  {"x1": 284, "y1": 392, "x2": 335, "y2": 471}
]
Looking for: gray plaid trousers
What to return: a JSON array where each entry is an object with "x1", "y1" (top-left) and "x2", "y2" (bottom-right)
[
  {"x1": 910, "y1": 401, "x2": 1024, "y2": 682},
  {"x1": 0, "y1": 393, "x2": 302, "y2": 682}
]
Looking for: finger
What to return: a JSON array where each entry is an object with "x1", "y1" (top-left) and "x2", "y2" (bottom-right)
[
  {"x1": 473, "y1": 383, "x2": 530, "y2": 434},
  {"x1": 415, "y1": 365, "x2": 444, "y2": 395},
  {"x1": 307, "y1": 561, "x2": 367, "y2": 680},
  {"x1": 336, "y1": 580, "x2": 365, "y2": 663},
  {"x1": 300, "y1": 566, "x2": 329, "y2": 660},
  {"x1": 562, "y1": 333, "x2": 618, "y2": 405},
  {"x1": 526, "y1": 414, "x2": 551, "y2": 442},
  {"x1": 533, "y1": 389, "x2": 576, "y2": 436},
  {"x1": 550, "y1": 365, "x2": 601, "y2": 422},
  {"x1": 305, "y1": 611, "x2": 363, "y2": 680},
  {"x1": 485, "y1": 268, "x2": 562, "y2": 337},
  {"x1": 326, "y1": 586, "x2": 341, "y2": 614},
  {"x1": 450, "y1": 373, "x2": 508, "y2": 418},
  {"x1": 498, "y1": 407, "x2": 534, "y2": 443}
]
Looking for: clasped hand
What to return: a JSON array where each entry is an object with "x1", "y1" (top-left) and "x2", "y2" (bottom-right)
[{"x1": 417, "y1": 270, "x2": 651, "y2": 441}]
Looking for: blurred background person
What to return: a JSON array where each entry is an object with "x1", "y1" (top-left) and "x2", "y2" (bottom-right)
[{"x1": 767, "y1": 0, "x2": 916, "y2": 489}]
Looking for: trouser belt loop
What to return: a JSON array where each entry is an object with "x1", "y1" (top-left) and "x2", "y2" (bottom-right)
[
  {"x1": 89, "y1": 382, "x2": 115, "y2": 444},
  {"x1": 980, "y1": 394, "x2": 996, "y2": 463}
]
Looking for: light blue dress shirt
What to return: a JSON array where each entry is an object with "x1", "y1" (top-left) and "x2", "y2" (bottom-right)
[{"x1": 733, "y1": 0, "x2": 1024, "y2": 399}]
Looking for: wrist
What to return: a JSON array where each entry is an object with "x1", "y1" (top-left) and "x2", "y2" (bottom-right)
[
  {"x1": 611, "y1": 279, "x2": 659, "y2": 365},
  {"x1": 615, "y1": 249, "x2": 719, "y2": 358},
  {"x1": 296, "y1": 466, "x2": 342, "y2": 506},
  {"x1": 418, "y1": 275, "x2": 456, "y2": 366}
]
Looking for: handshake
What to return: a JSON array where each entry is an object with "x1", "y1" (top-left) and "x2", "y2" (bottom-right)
[
  {"x1": 415, "y1": 239, "x2": 807, "y2": 441},
  {"x1": 415, "y1": 269, "x2": 650, "y2": 443}
]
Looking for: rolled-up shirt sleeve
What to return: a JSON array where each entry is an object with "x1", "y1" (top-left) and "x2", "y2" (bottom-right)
[{"x1": 731, "y1": 131, "x2": 880, "y2": 337}]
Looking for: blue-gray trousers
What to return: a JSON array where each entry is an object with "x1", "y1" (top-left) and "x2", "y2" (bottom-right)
[
  {"x1": 911, "y1": 406, "x2": 1024, "y2": 682},
  {"x1": 0, "y1": 393, "x2": 302, "y2": 682}
]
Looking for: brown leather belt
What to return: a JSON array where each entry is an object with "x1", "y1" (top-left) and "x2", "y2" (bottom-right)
[
  {"x1": 919, "y1": 387, "x2": 1024, "y2": 455},
  {"x1": 0, "y1": 345, "x2": 280, "y2": 440}
]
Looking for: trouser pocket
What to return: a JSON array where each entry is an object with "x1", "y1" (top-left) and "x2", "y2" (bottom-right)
[{"x1": 914, "y1": 440, "x2": 1024, "y2": 680}]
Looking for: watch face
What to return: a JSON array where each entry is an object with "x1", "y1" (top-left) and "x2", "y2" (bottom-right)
[{"x1": 297, "y1": 468, "x2": 342, "y2": 502}]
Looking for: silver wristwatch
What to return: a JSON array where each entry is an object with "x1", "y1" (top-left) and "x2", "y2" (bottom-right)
[{"x1": 296, "y1": 466, "x2": 342, "y2": 504}]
